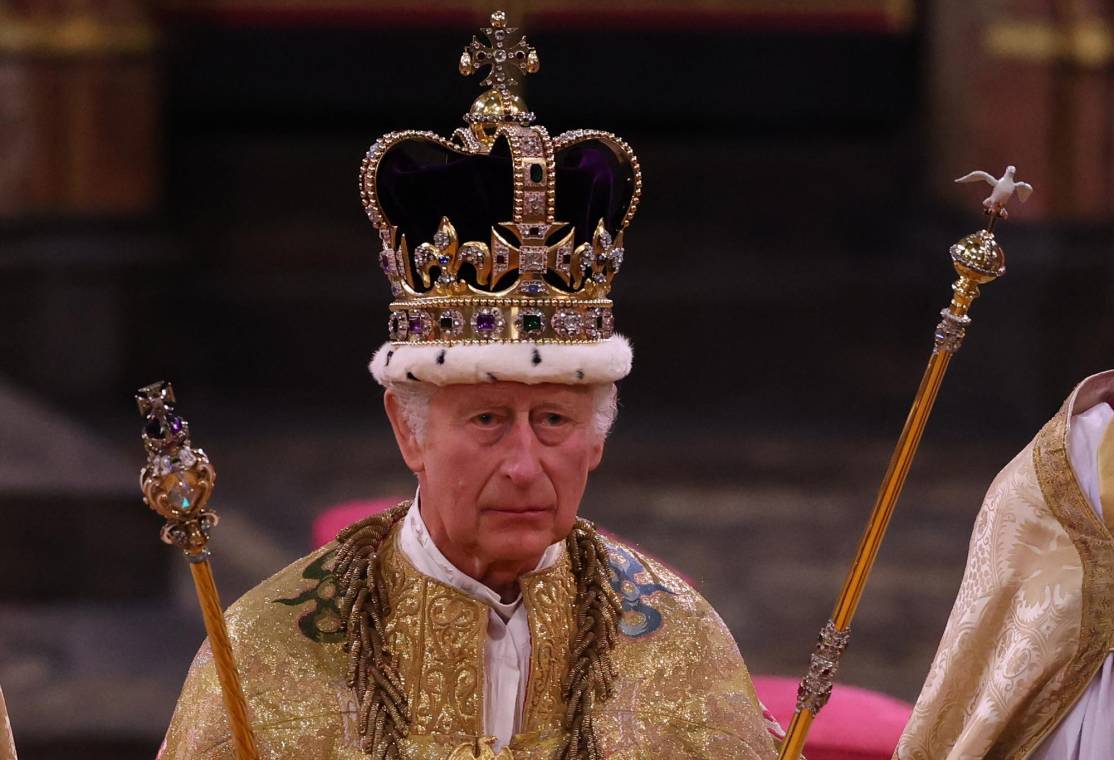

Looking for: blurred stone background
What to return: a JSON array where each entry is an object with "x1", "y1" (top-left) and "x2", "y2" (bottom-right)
[{"x1": 1, "y1": 0, "x2": 1113, "y2": 757}]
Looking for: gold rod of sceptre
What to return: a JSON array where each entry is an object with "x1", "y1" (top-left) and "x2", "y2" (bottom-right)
[
  {"x1": 777, "y1": 169, "x2": 1031, "y2": 760},
  {"x1": 135, "y1": 381, "x2": 259, "y2": 760}
]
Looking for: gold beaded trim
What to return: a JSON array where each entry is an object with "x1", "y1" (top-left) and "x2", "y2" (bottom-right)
[
  {"x1": 551, "y1": 129, "x2": 642, "y2": 232},
  {"x1": 498, "y1": 123, "x2": 556, "y2": 225},
  {"x1": 359, "y1": 130, "x2": 463, "y2": 238}
]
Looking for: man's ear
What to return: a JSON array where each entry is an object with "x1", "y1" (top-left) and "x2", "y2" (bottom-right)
[
  {"x1": 587, "y1": 434, "x2": 605, "y2": 472},
  {"x1": 384, "y1": 389, "x2": 425, "y2": 474}
]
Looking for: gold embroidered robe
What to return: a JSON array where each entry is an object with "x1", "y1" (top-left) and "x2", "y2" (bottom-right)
[
  {"x1": 896, "y1": 370, "x2": 1114, "y2": 759},
  {"x1": 160, "y1": 523, "x2": 780, "y2": 759},
  {"x1": 0, "y1": 684, "x2": 16, "y2": 760}
]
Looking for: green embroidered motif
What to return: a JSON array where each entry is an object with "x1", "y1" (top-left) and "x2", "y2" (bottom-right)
[{"x1": 273, "y1": 549, "x2": 345, "y2": 643}]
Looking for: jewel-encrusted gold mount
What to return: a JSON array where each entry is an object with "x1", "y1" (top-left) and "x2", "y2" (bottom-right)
[
  {"x1": 359, "y1": 11, "x2": 641, "y2": 347},
  {"x1": 136, "y1": 381, "x2": 220, "y2": 560}
]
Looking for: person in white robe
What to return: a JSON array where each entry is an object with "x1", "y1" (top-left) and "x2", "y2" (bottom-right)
[{"x1": 897, "y1": 370, "x2": 1114, "y2": 759}]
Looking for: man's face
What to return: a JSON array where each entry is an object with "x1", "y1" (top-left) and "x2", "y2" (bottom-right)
[{"x1": 387, "y1": 382, "x2": 605, "y2": 574}]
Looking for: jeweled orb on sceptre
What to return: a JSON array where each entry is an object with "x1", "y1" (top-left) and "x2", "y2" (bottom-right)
[
  {"x1": 934, "y1": 165, "x2": 1031, "y2": 354},
  {"x1": 136, "y1": 380, "x2": 219, "y2": 560}
]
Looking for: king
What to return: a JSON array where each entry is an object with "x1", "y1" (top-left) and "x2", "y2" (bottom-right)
[{"x1": 159, "y1": 12, "x2": 783, "y2": 760}]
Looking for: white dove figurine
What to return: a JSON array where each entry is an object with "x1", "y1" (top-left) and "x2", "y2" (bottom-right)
[{"x1": 954, "y1": 165, "x2": 1033, "y2": 219}]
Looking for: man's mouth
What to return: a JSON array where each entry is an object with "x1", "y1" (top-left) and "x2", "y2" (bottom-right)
[{"x1": 484, "y1": 505, "x2": 552, "y2": 515}]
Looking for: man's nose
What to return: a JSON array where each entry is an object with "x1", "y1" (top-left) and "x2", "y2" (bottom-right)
[{"x1": 499, "y1": 415, "x2": 544, "y2": 485}]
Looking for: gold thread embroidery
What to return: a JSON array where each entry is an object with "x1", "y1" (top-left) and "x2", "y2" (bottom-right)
[
  {"x1": 447, "y1": 737, "x2": 516, "y2": 760},
  {"x1": 381, "y1": 532, "x2": 487, "y2": 737},
  {"x1": 521, "y1": 553, "x2": 576, "y2": 732}
]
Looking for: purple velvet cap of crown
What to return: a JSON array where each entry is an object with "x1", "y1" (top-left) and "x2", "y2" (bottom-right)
[{"x1": 376, "y1": 134, "x2": 635, "y2": 250}]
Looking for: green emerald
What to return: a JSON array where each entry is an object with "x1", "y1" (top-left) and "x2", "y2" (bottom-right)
[
  {"x1": 522, "y1": 314, "x2": 543, "y2": 334},
  {"x1": 529, "y1": 164, "x2": 544, "y2": 183}
]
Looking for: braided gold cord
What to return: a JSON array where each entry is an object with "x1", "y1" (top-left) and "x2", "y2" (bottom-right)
[
  {"x1": 335, "y1": 504, "x2": 411, "y2": 759},
  {"x1": 559, "y1": 521, "x2": 621, "y2": 760},
  {"x1": 334, "y1": 507, "x2": 621, "y2": 759}
]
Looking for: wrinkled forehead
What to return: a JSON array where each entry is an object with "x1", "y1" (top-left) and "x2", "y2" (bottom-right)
[{"x1": 433, "y1": 381, "x2": 593, "y2": 409}]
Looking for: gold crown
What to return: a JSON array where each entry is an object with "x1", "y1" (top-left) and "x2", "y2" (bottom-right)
[{"x1": 359, "y1": 10, "x2": 641, "y2": 346}]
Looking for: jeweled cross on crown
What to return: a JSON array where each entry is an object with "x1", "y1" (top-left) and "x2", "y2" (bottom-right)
[{"x1": 459, "y1": 10, "x2": 541, "y2": 97}]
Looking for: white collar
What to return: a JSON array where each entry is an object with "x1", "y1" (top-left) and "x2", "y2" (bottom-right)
[{"x1": 399, "y1": 487, "x2": 565, "y2": 617}]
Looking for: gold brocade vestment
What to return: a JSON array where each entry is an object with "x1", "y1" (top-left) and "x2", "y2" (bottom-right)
[
  {"x1": 0, "y1": 684, "x2": 16, "y2": 760},
  {"x1": 896, "y1": 370, "x2": 1114, "y2": 759},
  {"x1": 160, "y1": 523, "x2": 780, "y2": 759}
]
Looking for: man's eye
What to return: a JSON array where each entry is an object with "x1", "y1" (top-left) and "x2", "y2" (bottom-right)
[
  {"x1": 541, "y1": 413, "x2": 567, "y2": 426},
  {"x1": 473, "y1": 413, "x2": 498, "y2": 426}
]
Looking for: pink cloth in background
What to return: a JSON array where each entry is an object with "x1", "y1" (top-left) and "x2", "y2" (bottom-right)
[
  {"x1": 753, "y1": 675, "x2": 911, "y2": 760},
  {"x1": 312, "y1": 498, "x2": 399, "y2": 548}
]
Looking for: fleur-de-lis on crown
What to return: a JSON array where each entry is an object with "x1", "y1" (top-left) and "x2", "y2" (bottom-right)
[
  {"x1": 584, "y1": 220, "x2": 624, "y2": 296},
  {"x1": 413, "y1": 218, "x2": 462, "y2": 292}
]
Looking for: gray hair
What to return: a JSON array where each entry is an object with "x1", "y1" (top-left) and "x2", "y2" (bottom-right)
[{"x1": 389, "y1": 382, "x2": 618, "y2": 442}]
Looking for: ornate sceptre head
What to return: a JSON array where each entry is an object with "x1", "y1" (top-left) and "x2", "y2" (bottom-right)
[
  {"x1": 135, "y1": 381, "x2": 259, "y2": 760},
  {"x1": 137, "y1": 381, "x2": 218, "y2": 559},
  {"x1": 931, "y1": 165, "x2": 1032, "y2": 356},
  {"x1": 777, "y1": 171, "x2": 1033, "y2": 759}
]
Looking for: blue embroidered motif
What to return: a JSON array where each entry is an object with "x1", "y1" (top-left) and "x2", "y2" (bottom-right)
[{"x1": 604, "y1": 542, "x2": 674, "y2": 638}]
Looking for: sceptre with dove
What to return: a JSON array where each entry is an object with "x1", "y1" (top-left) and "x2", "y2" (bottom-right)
[{"x1": 777, "y1": 168, "x2": 1033, "y2": 759}]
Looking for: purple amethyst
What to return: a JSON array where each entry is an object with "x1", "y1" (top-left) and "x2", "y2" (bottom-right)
[{"x1": 167, "y1": 415, "x2": 184, "y2": 435}]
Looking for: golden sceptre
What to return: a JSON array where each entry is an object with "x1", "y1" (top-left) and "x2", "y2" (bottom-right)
[
  {"x1": 777, "y1": 167, "x2": 1034, "y2": 759},
  {"x1": 135, "y1": 381, "x2": 259, "y2": 760}
]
